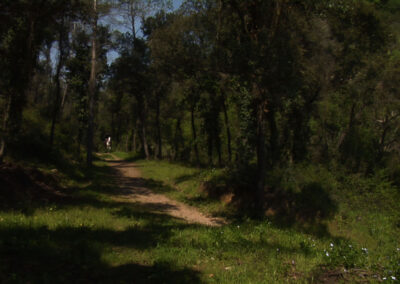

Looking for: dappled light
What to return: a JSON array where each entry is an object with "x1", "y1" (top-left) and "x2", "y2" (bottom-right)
[{"x1": 1, "y1": 0, "x2": 400, "y2": 282}]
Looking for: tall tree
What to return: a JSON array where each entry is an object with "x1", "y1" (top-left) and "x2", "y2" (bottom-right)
[
  {"x1": 0, "y1": 0, "x2": 75, "y2": 162},
  {"x1": 49, "y1": 12, "x2": 71, "y2": 150},
  {"x1": 86, "y1": 0, "x2": 98, "y2": 167}
]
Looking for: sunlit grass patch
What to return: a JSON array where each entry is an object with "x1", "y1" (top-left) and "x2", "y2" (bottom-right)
[
  {"x1": 119, "y1": 155, "x2": 400, "y2": 282},
  {"x1": 1, "y1": 152, "x2": 399, "y2": 282},
  {"x1": 133, "y1": 159, "x2": 229, "y2": 217}
]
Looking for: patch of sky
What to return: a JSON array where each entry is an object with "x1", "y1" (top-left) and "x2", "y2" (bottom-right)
[
  {"x1": 48, "y1": 0, "x2": 183, "y2": 69},
  {"x1": 103, "y1": 0, "x2": 183, "y2": 64}
]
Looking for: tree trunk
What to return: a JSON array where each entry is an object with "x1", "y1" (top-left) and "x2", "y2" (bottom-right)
[
  {"x1": 111, "y1": 112, "x2": 115, "y2": 141},
  {"x1": 60, "y1": 83, "x2": 68, "y2": 112},
  {"x1": 216, "y1": 132, "x2": 222, "y2": 167},
  {"x1": 141, "y1": 120, "x2": 150, "y2": 159},
  {"x1": 256, "y1": 97, "x2": 268, "y2": 214},
  {"x1": 50, "y1": 19, "x2": 67, "y2": 150},
  {"x1": 87, "y1": 0, "x2": 97, "y2": 167},
  {"x1": 129, "y1": 0, "x2": 137, "y2": 40},
  {"x1": 0, "y1": 96, "x2": 12, "y2": 163},
  {"x1": 208, "y1": 132, "x2": 213, "y2": 166},
  {"x1": 336, "y1": 102, "x2": 357, "y2": 160},
  {"x1": 190, "y1": 104, "x2": 200, "y2": 164},
  {"x1": 155, "y1": 94, "x2": 162, "y2": 159},
  {"x1": 0, "y1": 15, "x2": 36, "y2": 162},
  {"x1": 136, "y1": 96, "x2": 150, "y2": 159},
  {"x1": 222, "y1": 94, "x2": 232, "y2": 162},
  {"x1": 77, "y1": 128, "x2": 83, "y2": 160},
  {"x1": 377, "y1": 124, "x2": 390, "y2": 163},
  {"x1": 268, "y1": 108, "x2": 279, "y2": 166},
  {"x1": 174, "y1": 118, "x2": 182, "y2": 160},
  {"x1": 133, "y1": 122, "x2": 137, "y2": 153}
]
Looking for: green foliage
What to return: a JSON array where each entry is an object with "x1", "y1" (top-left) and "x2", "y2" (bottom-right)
[
  {"x1": 268, "y1": 164, "x2": 338, "y2": 194},
  {"x1": 232, "y1": 84, "x2": 257, "y2": 166}
]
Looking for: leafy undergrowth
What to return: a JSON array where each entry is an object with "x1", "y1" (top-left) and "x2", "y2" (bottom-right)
[{"x1": 0, "y1": 153, "x2": 399, "y2": 283}]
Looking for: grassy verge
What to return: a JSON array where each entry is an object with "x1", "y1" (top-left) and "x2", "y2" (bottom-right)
[
  {"x1": 1, "y1": 153, "x2": 398, "y2": 283},
  {"x1": 113, "y1": 152, "x2": 400, "y2": 282},
  {"x1": 138, "y1": 160, "x2": 231, "y2": 217}
]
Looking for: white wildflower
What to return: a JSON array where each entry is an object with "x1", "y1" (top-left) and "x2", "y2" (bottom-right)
[
  {"x1": 391, "y1": 276, "x2": 396, "y2": 280},
  {"x1": 326, "y1": 252, "x2": 329, "y2": 257},
  {"x1": 330, "y1": 243, "x2": 334, "y2": 247}
]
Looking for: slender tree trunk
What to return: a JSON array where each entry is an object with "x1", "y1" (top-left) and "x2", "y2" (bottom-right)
[
  {"x1": 291, "y1": 110, "x2": 308, "y2": 162},
  {"x1": 125, "y1": 134, "x2": 129, "y2": 152},
  {"x1": 133, "y1": 125, "x2": 137, "y2": 153},
  {"x1": 190, "y1": 104, "x2": 200, "y2": 164},
  {"x1": 216, "y1": 132, "x2": 222, "y2": 167},
  {"x1": 141, "y1": 120, "x2": 150, "y2": 159},
  {"x1": 174, "y1": 118, "x2": 182, "y2": 160},
  {"x1": 222, "y1": 94, "x2": 232, "y2": 162},
  {"x1": 116, "y1": 116, "x2": 122, "y2": 146},
  {"x1": 208, "y1": 133, "x2": 213, "y2": 166},
  {"x1": 50, "y1": 19, "x2": 67, "y2": 150},
  {"x1": 129, "y1": 1, "x2": 137, "y2": 40},
  {"x1": 44, "y1": 42, "x2": 52, "y2": 105},
  {"x1": 336, "y1": 103, "x2": 357, "y2": 151},
  {"x1": 136, "y1": 96, "x2": 150, "y2": 159},
  {"x1": 111, "y1": 112, "x2": 115, "y2": 140},
  {"x1": 0, "y1": 96, "x2": 12, "y2": 163},
  {"x1": 60, "y1": 83, "x2": 68, "y2": 112},
  {"x1": 126, "y1": 128, "x2": 134, "y2": 152},
  {"x1": 155, "y1": 94, "x2": 162, "y2": 159},
  {"x1": 77, "y1": 128, "x2": 83, "y2": 159},
  {"x1": 0, "y1": 140, "x2": 5, "y2": 163},
  {"x1": 87, "y1": 0, "x2": 97, "y2": 167},
  {"x1": 256, "y1": 93, "x2": 268, "y2": 214},
  {"x1": 268, "y1": 108, "x2": 279, "y2": 165},
  {"x1": 377, "y1": 124, "x2": 390, "y2": 163}
]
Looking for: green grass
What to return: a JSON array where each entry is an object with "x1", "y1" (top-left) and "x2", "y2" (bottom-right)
[
  {"x1": 1, "y1": 153, "x2": 399, "y2": 283},
  {"x1": 113, "y1": 153, "x2": 400, "y2": 282},
  {"x1": 134, "y1": 159, "x2": 230, "y2": 217}
]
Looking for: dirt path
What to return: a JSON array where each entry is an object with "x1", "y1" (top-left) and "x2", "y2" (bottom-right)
[{"x1": 106, "y1": 156, "x2": 226, "y2": 227}]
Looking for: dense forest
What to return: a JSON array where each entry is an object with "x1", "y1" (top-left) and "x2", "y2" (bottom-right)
[{"x1": 1, "y1": 0, "x2": 400, "y2": 282}]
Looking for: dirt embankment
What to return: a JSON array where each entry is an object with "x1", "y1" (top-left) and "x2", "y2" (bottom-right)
[{"x1": 0, "y1": 163, "x2": 65, "y2": 208}]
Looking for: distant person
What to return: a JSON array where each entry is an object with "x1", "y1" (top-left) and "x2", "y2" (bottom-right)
[{"x1": 105, "y1": 136, "x2": 111, "y2": 152}]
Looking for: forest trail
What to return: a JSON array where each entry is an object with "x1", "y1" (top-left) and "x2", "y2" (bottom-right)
[{"x1": 105, "y1": 155, "x2": 226, "y2": 227}]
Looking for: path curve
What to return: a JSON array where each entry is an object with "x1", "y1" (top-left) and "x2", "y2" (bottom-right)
[{"x1": 106, "y1": 156, "x2": 226, "y2": 227}]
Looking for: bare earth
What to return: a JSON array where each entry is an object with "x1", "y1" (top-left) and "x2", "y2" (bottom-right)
[{"x1": 106, "y1": 156, "x2": 226, "y2": 227}]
